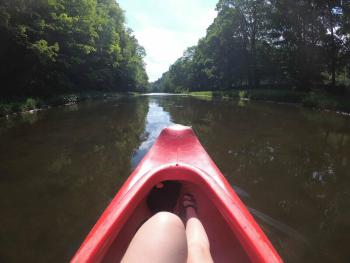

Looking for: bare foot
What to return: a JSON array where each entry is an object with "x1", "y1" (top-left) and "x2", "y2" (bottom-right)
[
  {"x1": 182, "y1": 194, "x2": 214, "y2": 263},
  {"x1": 183, "y1": 193, "x2": 198, "y2": 219}
]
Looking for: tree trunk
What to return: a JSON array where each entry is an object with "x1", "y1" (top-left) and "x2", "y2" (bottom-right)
[
  {"x1": 251, "y1": 3, "x2": 259, "y2": 88},
  {"x1": 328, "y1": 1, "x2": 336, "y2": 88},
  {"x1": 251, "y1": 30, "x2": 258, "y2": 88}
]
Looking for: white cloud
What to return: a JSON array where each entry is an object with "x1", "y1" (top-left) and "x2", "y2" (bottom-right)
[
  {"x1": 119, "y1": 0, "x2": 217, "y2": 81},
  {"x1": 134, "y1": 26, "x2": 202, "y2": 81}
]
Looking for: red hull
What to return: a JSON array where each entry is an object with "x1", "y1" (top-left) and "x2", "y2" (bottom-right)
[{"x1": 72, "y1": 125, "x2": 283, "y2": 262}]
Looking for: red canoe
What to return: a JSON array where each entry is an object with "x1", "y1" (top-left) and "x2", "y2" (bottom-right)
[{"x1": 72, "y1": 125, "x2": 283, "y2": 263}]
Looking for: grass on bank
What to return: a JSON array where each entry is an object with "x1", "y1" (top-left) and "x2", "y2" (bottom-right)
[
  {"x1": 189, "y1": 91, "x2": 214, "y2": 98},
  {"x1": 189, "y1": 89, "x2": 350, "y2": 113}
]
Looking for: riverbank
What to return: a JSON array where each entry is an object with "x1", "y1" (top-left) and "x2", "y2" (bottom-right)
[
  {"x1": 188, "y1": 90, "x2": 350, "y2": 114},
  {"x1": 0, "y1": 92, "x2": 133, "y2": 118}
]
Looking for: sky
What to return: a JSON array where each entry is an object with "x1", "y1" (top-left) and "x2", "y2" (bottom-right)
[{"x1": 118, "y1": 0, "x2": 218, "y2": 82}]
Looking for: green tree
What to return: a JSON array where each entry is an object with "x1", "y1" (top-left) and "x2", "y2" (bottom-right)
[
  {"x1": 154, "y1": 0, "x2": 349, "y2": 94},
  {"x1": 0, "y1": 0, "x2": 148, "y2": 99}
]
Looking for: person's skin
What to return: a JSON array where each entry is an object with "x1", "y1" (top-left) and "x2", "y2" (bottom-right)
[
  {"x1": 184, "y1": 196, "x2": 214, "y2": 263},
  {"x1": 122, "y1": 195, "x2": 213, "y2": 263},
  {"x1": 121, "y1": 211, "x2": 188, "y2": 263}
]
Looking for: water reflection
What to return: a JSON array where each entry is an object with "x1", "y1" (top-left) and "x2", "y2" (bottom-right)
[
  {"x1": 0, "y1": 96, "x2": 350, "y2": 262},
  {"x1": 0, "y1": 98, "x2": 148, "y2": 262},
  {"x1": 131, "y1": 99, "x2": 173, "y2": 167}
]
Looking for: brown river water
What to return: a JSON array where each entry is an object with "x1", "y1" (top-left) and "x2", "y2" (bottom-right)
[{"x1": 0, "y1": 95, "x2": 349, "y2": 262}]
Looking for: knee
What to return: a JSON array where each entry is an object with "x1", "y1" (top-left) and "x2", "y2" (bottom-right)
[
  {"x1": 122, "y1": 212, "x2": 187, "y2": 263},
  {"x1": 152, "y1": 212, "x2": 184, "y2": 229}
]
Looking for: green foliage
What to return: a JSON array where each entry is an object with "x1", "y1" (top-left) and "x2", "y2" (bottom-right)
[
  {"x1": 0, "y1": 98, "x2": 39, "y2": 117},
  {"x1": 21, "y1": 98, "x2": 39, "y2": 111},
  {"x1": 248, "y1": 90, "x2": 306, "y2": 103},
  {"x1": 189, "y1": 90, "x2": 306, "y2": 103},
  {"x1": 0, "y1": 0, "x2": 148, "y2": 99},
  {"x1": 0, "y1": 103, "x2": 15, "y2": 116},
  {"x1": 0, "y1": 91, "x2": 130, "y2": 117},
  {"x1": 190, "y1": 91, "x2": 213, "y2": 98},
  {"x1": 302, "y1": 93, "x2": 339, "y2": 109},
  {"x1": 153, "y1": 0, "x2": 350, "y2": 99},
  {"x1": 239, "y1": 90, "x2": 248, "y2": 99},
  {"x1": 31, "y1": 40, "x2": 59, "y2": 63}
]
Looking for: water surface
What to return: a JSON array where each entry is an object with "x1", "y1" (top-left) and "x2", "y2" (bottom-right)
[{"x1": 0, "y1": 95, "x2": 349, "y2": 262}]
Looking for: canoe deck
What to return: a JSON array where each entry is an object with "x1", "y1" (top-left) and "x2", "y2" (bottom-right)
[{"x1": 103, "y1": 180, "x2": 251, "y2": 262}]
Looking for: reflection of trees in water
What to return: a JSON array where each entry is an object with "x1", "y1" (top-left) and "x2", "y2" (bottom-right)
[
  {"x1": 159, "y1": 96, "x2": 350, "y2": 262},
  {"x1": 0, "y1": 110, "x2": 43, "y2": 135},
  {"x1": 299, "y1": 109, "x2": 350, "y2": 260},
  {"x1": 0, "y1": 97, "x2": 149, "y2": 262},
  {"x1": 21, "y1": 111, "x2": 40, "y2": 124}
]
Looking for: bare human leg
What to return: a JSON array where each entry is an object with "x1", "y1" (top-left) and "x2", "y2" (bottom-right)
[
  {"x1": 121, "y1": 212, "x2": 188, "y2": 263},
  {"x1": 183, "y1": 194, "x2": 214, "y2": 263}
]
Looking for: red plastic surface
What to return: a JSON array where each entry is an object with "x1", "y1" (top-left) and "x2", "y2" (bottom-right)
[{"x1": 71, "y1": 125, "x2": 283, "y2": 263}]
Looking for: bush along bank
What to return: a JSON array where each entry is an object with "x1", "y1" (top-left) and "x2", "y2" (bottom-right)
[
  {"x1": 189, "y1": 90, "x2": 350, "y2": 114},
  {"x1": 0, "y1": 92, "x2": 130, "y2": 118}
]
